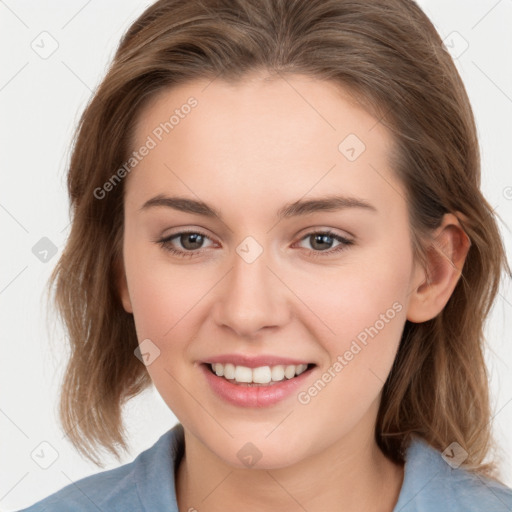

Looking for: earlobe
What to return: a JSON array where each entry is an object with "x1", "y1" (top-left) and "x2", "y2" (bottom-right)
[
  {"x1": 406, "y1": 213, "x2": 471, "y2": 323},
  {"x1": 119, "y1": 274, "x2": 133, "y2": 314},
  {"x1": 115, "y1": 257, "x2": 133, "y2": 314}
]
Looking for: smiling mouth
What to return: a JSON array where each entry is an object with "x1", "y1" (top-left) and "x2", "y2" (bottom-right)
[{"x1": 205, "y1": 362, "x2": 316, "y2": 386}]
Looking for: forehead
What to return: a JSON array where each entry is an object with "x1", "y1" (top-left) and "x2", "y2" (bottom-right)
[{"x1": 126, "y1": 73, "x2": 406, "y2": 222}]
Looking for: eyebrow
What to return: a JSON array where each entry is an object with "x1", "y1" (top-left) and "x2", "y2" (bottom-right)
[{"x1": 140, "y1": 193, "x2": 377, "y2": 220}]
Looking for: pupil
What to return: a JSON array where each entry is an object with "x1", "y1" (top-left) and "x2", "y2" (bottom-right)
[
  {"x1": 312, "y1": 234, "x2": 332, "y2": 250},
  {"x1": 182, "y1": 233, "x2": 203, "y2": 249}
]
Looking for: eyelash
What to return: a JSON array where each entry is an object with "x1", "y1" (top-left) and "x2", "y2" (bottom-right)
[{"x1": 156, "y1": 229, "x2": 354, "y2": 259}]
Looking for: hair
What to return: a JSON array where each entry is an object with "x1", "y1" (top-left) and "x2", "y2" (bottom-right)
[{"x1": 48, "y1": 0, "x2": 510, "y2": 477}]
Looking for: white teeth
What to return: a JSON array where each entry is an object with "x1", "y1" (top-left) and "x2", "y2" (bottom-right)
[
  {"x1": 224, "y1": 363, "x2": 235, "y2": 380},
  {"x1": 253, "y1": 366, "x2": 272, "y2": 384},
  {"x1": 284, "y1": 365, "x2": 296, "y2": 379},
  {"x1": 234, "y1": 366, "x2": 252, "y2": 383},
  {"x1": 271, "y1": 365, "x2": 285, "y2": 381},
  {"x1": 210, "y1": 362, "x2": 309, "y2": 384}
]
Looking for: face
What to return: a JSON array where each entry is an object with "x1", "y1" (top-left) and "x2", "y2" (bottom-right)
[{"x1": 119, "y1": 72, "x2": 423, "y2": 469}]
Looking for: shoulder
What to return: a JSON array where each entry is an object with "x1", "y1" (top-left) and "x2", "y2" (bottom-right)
[
  {"x1": 394, "y1": 435, "x2": 512, "y2": 512},
  {"x1": 15, "y1": 423, "x2": 184, "y2": 512}
]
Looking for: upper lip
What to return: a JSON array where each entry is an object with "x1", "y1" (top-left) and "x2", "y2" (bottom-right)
[{"x1": 203, "y1": 354, "x2": 314, "y2": 368}]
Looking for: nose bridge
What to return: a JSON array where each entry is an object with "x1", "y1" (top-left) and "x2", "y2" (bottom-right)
[{"x1": 213, "y1": 237, "x2": 289, "y2": 337}]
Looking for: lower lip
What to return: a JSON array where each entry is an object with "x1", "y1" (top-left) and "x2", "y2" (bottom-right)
[{"x1": 200, "y1": 364, "x2": 314, "y2": 408}]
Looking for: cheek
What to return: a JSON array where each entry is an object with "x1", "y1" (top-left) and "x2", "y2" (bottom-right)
[
  {"x1": 123, "y1": 242, "x2": 209, "y2": 415},
  {"x1": 290, "y1": 247, "x2": 411, "y2": 402},
  {"x1": 124, "y1": 237, "x2": 209, "y2": 340},
  {"x1": 294, "y1": 257, "x2": 409, "y2": 346},
  {"x1": 292, "y1": 269, "x2": 408, "y2": 438}
]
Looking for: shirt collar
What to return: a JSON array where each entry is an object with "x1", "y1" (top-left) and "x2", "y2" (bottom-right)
[{"x1": 134, "y1": 425, "x2": 511, "y2": 512}]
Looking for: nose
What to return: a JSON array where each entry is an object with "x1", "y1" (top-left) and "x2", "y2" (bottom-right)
[{"x1": 212, "y1": 245, "x2": 291, "y2": 338}]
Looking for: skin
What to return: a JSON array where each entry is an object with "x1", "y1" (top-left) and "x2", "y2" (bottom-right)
[{"x1": 118, "y1": 71, "x2": 470, "y2": 512}]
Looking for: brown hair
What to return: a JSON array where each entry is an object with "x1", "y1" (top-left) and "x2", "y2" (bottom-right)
[{"x1": 48, "y1": 0, "x2": 510, "y2": 477}]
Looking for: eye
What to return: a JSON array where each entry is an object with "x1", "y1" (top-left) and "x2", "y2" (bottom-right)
[
  {"x1": 156, "y1": 229, "x2": 353, "y2": 259},
  {"x1": 295, "y1": 230, "x2": 354, "y2": 257},
  {"x1": 157, "y1": 230, "x2": 215, "y2": 258}
]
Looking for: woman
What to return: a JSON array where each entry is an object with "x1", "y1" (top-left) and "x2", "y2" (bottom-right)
[{"x1": 18, "y1": 0, "x2": 512, "y2": 510}]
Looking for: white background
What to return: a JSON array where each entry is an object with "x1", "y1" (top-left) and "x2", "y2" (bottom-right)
[{"x1": 1, "y1": 0, "x2": 511, "y2": 509}]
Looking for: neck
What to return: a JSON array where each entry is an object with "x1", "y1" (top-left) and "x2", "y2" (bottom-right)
[{"x1": 176, "y1": 418, "x2": 404, "y2": 512}]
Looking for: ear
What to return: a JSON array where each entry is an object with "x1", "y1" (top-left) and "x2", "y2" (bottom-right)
[
  {"x1": 115, "y1": 254, "x2": 133, "y2": 314},
  {"x1": 406, "y1": 212, "x2": 471, "y2": 323}
]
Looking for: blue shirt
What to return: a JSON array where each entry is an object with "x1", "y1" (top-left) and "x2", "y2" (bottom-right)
[{"x1": 16, "y1": 423, "x2": 512, "y2": 511}]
